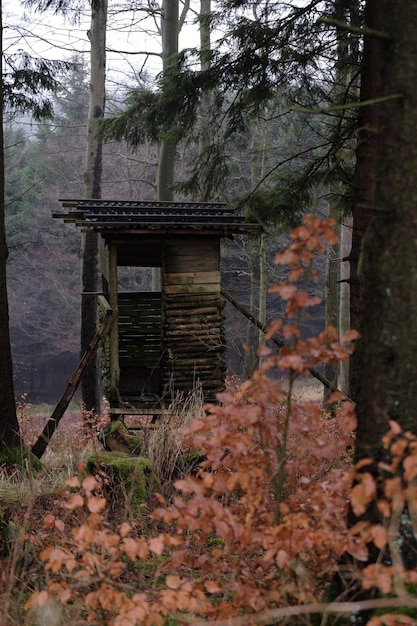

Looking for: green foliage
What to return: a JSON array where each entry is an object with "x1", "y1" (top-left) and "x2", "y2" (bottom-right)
[
  {"x1": 98, "y1": 421, "x2": 142, "y2": 455},
  {"x1": 242, "y1": 177, "x2": 311, "y2": 229},
  {"x1": 0, "y1": 446, "x2": 45, "y2": 473},
  {"x1": 101, "y1": 1, "x2": 360, "y2": 216},
  {"x1": 4, "y1": 54, "x2": 73, "y2": 121},
  {"x1": 101, "y1": 59, "x2": 203, "y2": 148}
]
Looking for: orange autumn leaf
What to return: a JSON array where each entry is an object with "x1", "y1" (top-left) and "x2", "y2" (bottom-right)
[
  {"x1": 166, "y1": 575, "x2": 181, "y2": 590},
  {"x1": 87, "y1": 495, "x2": 106, "y2": 514},
  {"x1": 148, "y1": 535, "x2": 165, "y2": 556},
  {"x1": 63, "y1": 493, "x2": 84, "y2": 510},
  {"x1": 403, "y1": 453, "x2": 417, "y2": 481},
  {"x1": 268, "y1": 283, "x2": 297, "y2": 299},
  {"x1": 82, "y1": 475, "x2": 100, "y2": 494},
  {"x1": 25, "y1": 589, "x2": 52, "y2": 609},
  {"x1": 370, "y1": 524, "x2": 388, "y2": 549},
  {"x1": 204, "y1": 580, "x2": 221, "y2": 593},
  {"x1": 66, "y1": 475, "x2": 81, "y2": 489},
  {"x1": 276, "y1": 549, "x2": 289, "y2": 568},
  {"x1": 121, "y1": 537, "x2": 138, "y2": 561},
  {"x1": 351, "y1": 472, "x2": 376, "y2": 516},
  {"x1": 341, "y1": 329, "x2": 359, "y2": 343},
  {"x1": 119, "y1": 522, "x2": 131, "y2": 537},
  {"x1": 362, "y1": 564, "x2": 393, "y2": 594}
]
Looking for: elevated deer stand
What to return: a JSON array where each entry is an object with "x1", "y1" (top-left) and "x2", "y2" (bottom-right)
[{"x1": 55, "y1": 200, "x2": 261, "y2": 418}]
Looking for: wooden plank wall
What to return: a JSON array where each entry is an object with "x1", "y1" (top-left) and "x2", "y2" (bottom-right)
[
  {"x1": 118, "y1": 292, "x2": 162, "y2": 397},
  {"x1": 162, "y1": 237, "x2": 226, "y2": 400},
  {"x1": 118, "y1": 293, "x2": 162, "y2": 367}
]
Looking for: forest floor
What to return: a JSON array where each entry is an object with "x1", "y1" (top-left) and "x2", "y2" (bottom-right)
[{"x1": 1, "y1": 377, "x2": 349, "y2": 625}]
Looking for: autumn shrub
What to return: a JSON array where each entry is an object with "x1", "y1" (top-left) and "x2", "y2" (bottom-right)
[{"x1": 24, "y1": 216, "x2": 368, "y2": 625}]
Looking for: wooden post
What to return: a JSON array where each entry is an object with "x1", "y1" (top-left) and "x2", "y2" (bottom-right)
[
  {"x1": 220, "y1": 287, "x2": 346, "y2": 398},
  {"x1": 31, "y1": 302, "x2": 118, "y2": 459},
  {"x1": 109, "y1": 242, "x2": 120, "y2": 401}
]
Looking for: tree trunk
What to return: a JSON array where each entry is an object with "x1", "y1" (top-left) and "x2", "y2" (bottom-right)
[
  {"x1": 355, "y1": 0, "x2": 417, "y2": 460},
  {"x1": 197, "y1": 0, "x2": 211, "y2": 201},
  {"x1": 338, "y1": 215, "x2": 352, "y2": 394},
  {"x1": 324, "y1": 200, "x2": 341, "y2": 402},
  {"x1": 0, "y1": 0, "x2": 21, "y2": 448},
  {"x1": 156, "y1": 0, "x2": 179, "y2": 202},
  {"x1": 81, "y1": 0, "x2": 107, "y2": 414},
  {"x1": 348, "y1": 0, "x2": 381, "y2": 402}
]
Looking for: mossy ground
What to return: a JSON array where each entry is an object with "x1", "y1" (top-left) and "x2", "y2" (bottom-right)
[{"x1": 86, "y1": 450, "x2": 160, "y2": 515}]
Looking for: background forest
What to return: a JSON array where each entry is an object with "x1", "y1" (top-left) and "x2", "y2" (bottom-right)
[
  {"x1": 5, "y1": 42, "x2": 332, "y2": 404},
  {"x1": 5, "y1": 0, "x2": 417, "y2": 624}
]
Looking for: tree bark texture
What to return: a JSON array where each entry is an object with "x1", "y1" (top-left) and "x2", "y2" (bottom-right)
[
  {"x1": 156, "y1": 0, "x2": 179, "y2": 201},
  {"x1": 0, "y1": 0, "x2": 21, "y2": 448},
  {"x1": 354, "y1": 0, "x2": 417, "y2": 461},
  {"x1": 348, "y1": 0, "x2": 381, "y2": 402},
  {"x1": 81, "y1": 0, "x2": 107, "y2": 413}
]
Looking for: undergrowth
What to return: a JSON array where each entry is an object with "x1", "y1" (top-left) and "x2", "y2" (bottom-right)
[{"x1": 1, "y1": 215, "x2": 415, "y2": 625}]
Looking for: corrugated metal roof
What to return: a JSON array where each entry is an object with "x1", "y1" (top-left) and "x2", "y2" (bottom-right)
[{"x1": 54, "y1": 199, "x2": 262, "y2": 234}]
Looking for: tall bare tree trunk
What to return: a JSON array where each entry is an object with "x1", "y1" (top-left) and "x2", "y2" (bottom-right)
[
  {"x1": 157, "y1": 0, "x2": 178, "y2": 202},
  {"x1": 348, "y1": 0, "x2": 381, "y2": 402},
  {"x1": 324, "y1": 0, "x2": 359, "y2": 401},
  {"x1": 355, "y1": 0, "x2": 417, "y2": 457},
  {"x1": 338, "y1": 215, "x2": 352, "y2": 394},
  {"x1": 0, "y1": 0, "x2": 21, "y2": 447},
  {"x1": 252, "y1": 122, "x2": 269, "y2": 368},
  {"x1": 324, "y1": 199, "x2": 341, "y2": 401},
  {"x1": 197, "y1": 0, "x2": 211, "y2": 201},
  {"x1": 81, "y1": 0, "x2": 107, "y2": 413}
]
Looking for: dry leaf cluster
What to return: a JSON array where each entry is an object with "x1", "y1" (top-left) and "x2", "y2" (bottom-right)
[{"x1": 3, "y1": 216, "x2": 416, "y2": 625}]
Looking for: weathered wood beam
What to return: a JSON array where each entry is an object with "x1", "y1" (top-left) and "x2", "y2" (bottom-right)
[
  {"x1": 31, "y1": 304, "x2": 118, "y2": 459},
  {"x1": 109, "y1": 243, "x2": 120, "y2": 399},
  {"x1": 220, "y1": 287, "x2": 347, "y2": 398}
]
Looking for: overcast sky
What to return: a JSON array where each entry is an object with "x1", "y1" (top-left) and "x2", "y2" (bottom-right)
[{"x1": 3, "y1": 0, "x2": 203, "y2": 93}]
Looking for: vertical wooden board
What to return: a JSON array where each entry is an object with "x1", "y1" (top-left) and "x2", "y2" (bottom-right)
[
  {"x1": 99, "y1": 237, "x2": 109, "y2": 282},
  {"x1": 109, "y1": 243, "x2": 120, "y2": 399},
  {"x1": 163, "y1": 236, "x2": 220, "y2": 273}
]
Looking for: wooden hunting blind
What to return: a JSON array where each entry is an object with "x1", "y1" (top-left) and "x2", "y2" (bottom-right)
[{"x1": 54, "y1": 199, "x2": 261, "y2": 416}]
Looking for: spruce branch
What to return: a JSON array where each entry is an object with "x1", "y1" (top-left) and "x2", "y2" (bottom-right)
[
  {"x1": 291, "y1": 93, "x2": 403, "y2": 115},
  {"x1": 318, "y1": 17, "x2": 391, "y2": 40}
]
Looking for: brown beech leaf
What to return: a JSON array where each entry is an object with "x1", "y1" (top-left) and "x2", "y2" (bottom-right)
[
  {"x1": 82, "y1": 475, "x2": 100, "y2": 494},
  {"x1": 166, "y1": 575, "x2": 181, "y2": 590},
  {"x1": 351, "y1": 473, "x2": 376, "y2": 516},
  {"x1": 204, "y1": 580, "x2": 221, "y2": 593},
  {"x1": 148, "y1": 535, "x2": 165, "y2": 555},
  {"x1": 63, "y1": 493, "x2": 84, "y2": 510},
  {"x1": 370, "y1": 524, "x2": 388, "y2": 549},
  {"x1": 66, "y1": 475, "x2": 81, "y2": 489},
  {"x1": 121, "y1": 537, "x2": 138, "y2": 561},
  {"x1": 276, "y1": 549, "x2": 289, "y2": 568},
  {"x1": 269, "y1": 283, "x2": 297, "y2": 300},
  {"x1": 377, "y1": 499, "x2": 392, "y2": 518},
  {"x1": 25, "y1": 589, "x2": 52, "y2": 608},
  {"x1": 403, "y1": 453, "x2": 417, "y2": 481},
  {"x1": 87, "y1": 495, "x2": 106, "y2": 514},
  {"x1": 341, "y1": 329, "x2": 359, "y2": 343},
  {"x1": 119, "y1": 522, "x2": 131, "y2": 537},
  {"x1": 362, "y1": 564, "x2": 393, "y2": 594}
]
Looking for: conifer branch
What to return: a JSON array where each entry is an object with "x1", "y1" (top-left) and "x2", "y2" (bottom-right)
[
  {"x1": 291, "y1": 93, "x2": 403, "y2": 115},
  {"x1": 318, "y1": 17, "x2": 391, "y2": 40}
]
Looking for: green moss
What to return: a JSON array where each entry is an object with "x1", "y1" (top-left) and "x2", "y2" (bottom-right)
[
  {"x1": 98, "y1": 420, "x2": 142, "y2": 454},
  {"x1": 206, "y1": 537, "x2": 225, "y2": 548},
  {"x1": 0, "y1": 446, "x2": 45, "y2": 472},
  {"x1": 86, "y1": 451, "x2": 159, "y2": 515}
]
